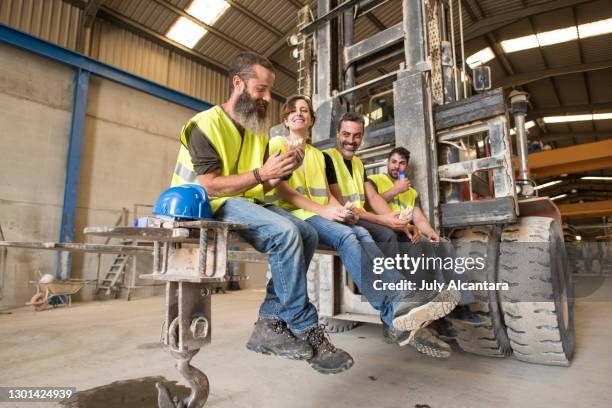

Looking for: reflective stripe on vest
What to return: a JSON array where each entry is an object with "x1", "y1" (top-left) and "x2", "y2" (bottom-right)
[
  {"x1": 367, "y1": 173, "x2": 418, "y2": 212},
  {"x1": 266, "y1": 137, "x2": 329, "y2": 220},
  {"x1": 323, "y1": 148, "x2": 366, "y2": 209},
  {"x1": 171, "y1": 106, "x2": 268, "y2": 213}
]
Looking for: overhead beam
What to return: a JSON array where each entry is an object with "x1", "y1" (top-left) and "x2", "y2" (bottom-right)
[
  {"x1": 264, "y1": 29, "x2": 293, "y2": 58},
  {"x1": 557, "y1": 199, "x2": 612, "y2": 217},
  {"x1": 463, "y1": 0, "x2": 516, "y2": 76},
  {"x1": 224, "y1": 0, "x2": 284, "y2": 37},
  {"x1": 463, "y1": 0, "x2": 595, "y2": 42},
  {"x1": 529, "y1": 139, "x2": 612, "y2": 179},
  {"x1": 527, "y1": 102, "x2": 612, "y2": 121},
  {"x1": 498, "y1": 60, "x2": 612, "y2": 88},
  {"x1": 76, "y1": 0, "x2": 105, "y2": 53},
  {"x1": 530, "y1": 132, "x2": 610, "y2": 143},
  {"x1": 150, "y1": 0, "x2": 296, "y2": 80}
]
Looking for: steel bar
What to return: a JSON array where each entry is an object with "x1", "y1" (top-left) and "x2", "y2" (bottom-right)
[{"x1": 57, "y1": 68, "x2": 90, "y2": 279}]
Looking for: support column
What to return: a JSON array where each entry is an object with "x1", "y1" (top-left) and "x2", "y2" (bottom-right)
[{"x1": 57, "y1": 68, "x2": 90, "y2": 279}]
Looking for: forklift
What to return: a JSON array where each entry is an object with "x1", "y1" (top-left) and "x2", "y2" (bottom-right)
[{"x1": 284, "y1": 0, "x2": 575, "y2": 366}]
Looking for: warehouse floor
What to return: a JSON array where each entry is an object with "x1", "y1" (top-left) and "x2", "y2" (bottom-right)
[{"x1": 1, "y1": 277, "x2": 611, "y2": 408}]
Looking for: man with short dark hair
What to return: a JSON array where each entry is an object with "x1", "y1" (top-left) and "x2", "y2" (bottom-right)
[
  {"x1": 367, "y1": 147, "x2": 441, "y2": 242},
  {"x1": 170, "y1": 52, "x2": 353, "y2": 374}
]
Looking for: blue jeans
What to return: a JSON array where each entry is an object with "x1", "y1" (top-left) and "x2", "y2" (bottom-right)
[
  {"x1": 305, "y1": 215, "x2": 408, "y2": 328},
  {"x1": 215, "y1": 198, "x2": 319, "y2": 333}
]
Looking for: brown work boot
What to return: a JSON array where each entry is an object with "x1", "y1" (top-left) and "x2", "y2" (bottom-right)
[
  {"x1": 298, "y1": 325, "x2": 354, "y2": 374},
  {"x1": 246, "y1": 318, "x2": 313, "y2": 360}
]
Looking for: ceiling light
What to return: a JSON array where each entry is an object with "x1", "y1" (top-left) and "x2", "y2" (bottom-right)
[
  {"x1": 186, "y1": 0, "x2": 230, "y2": 25},
  {"x1": 537, "y1": 26, "x2": 578, "y2": 46},
  {"x1": 575, "y1": 235, "x2": 582, "y2": 241},
  {"x1": 578, "y1": 17, "x2": 612, "y2": 39},
  {"x1": 581, "y1": 176, "x2": 612, "y2": 181},
  {"x1": 543, "y1": 114, "x2": 593, "y2": 123},
  {"x1": 542, "y1": 112, "x2": 612, "y2": 123},
  {"x1": 535, "y1": 180, "x2": 562, "y2": 190},
  {"x1": 288, "y1": 34, "x2": 300, "y2": 46},
  {"x1": 501, "y1": 35, "x2": 539, "y2": 53},
  {"x1": 166, "y1": 17, "x2": 207, "y2": 48},
  {"x1": 500, "y1": 17, "x2": 612, "y2": 54},
  {"x1": 551, "y1": 194, "x2": 568, "y2": 201},
  {"x1": 466, "y1": 47, "x2": 495, "y2": 69}
]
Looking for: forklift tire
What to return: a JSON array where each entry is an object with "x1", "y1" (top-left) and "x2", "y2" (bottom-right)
[
  {"x1": 499, "y1": 217, "x2": 575, "y2": 366},
  {"x1": 451, "y1": 227, "x2": 512, "y2": 357},
  {"x1": 321, "y1": 317, "x2": 359, "y2": 333}
]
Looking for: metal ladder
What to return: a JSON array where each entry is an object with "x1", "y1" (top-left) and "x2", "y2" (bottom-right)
[{"x1": 96, "y1": 240, "x2": 132, "y2": 297}]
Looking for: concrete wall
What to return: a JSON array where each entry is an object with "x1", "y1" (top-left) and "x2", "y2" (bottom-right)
[
  {"x1": 0, "y1": 43, "x2": 74, "y2": 309},
  {"x1": 72, "y1": 75, "x2": 197, "y2": 301},
  {"x1": 0, "y1": 42, "x2": 198, "y2": 308}
]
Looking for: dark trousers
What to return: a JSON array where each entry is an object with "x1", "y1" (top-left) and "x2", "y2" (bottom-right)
[{"x1": 356, "y1": 219, "x2": 474, "y2": 305}]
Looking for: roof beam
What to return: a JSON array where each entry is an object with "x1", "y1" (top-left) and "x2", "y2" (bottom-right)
[
  {"x1": 529, "y1": 139, "x2": 612, "y2": 178},
  {"x1": 463, "y1": 0, "x2": 596, "y2": 42},
  {"x1": 557, "y1": 199, "x2": 612, "y2": 217},
  {"x1": 65, "y1": 0, "x2": 289, "y2": 100},
  {"x1": 497, "y1": 60, "x2": 612, "y2": 88},
  {"x1": 530, "y1": 132, "x2": 611, "y2": 143},
  {"x1": 76, "y1": 0, "x2": 105, "y2": 53},
  {"x1": 463, "y1": 0, "x2": 516, "y2": 75},
  {"x1": 224, "y1": 0, "x2": 284, "y2": 37},
  {"x1": 264, "y1": 29, "x2": 293, "y2": 58},
  {"x1": 527, "y1": 102, "x2": 612, "y2": 121},
  {"x1": 96, "y1": 6, "x2": 289, "y2": 101},
  {"x1": 151, "y1": 0, "x2": 296, "y2": 80},
  {"x1": 287, "y1": 0, "x2": 305, "y2": 9}
]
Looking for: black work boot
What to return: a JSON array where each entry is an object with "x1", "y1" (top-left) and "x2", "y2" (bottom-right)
[
  {"x1": 298, "y1": 325, "x2": 354, "y2": 374},
  {"x1": 382, "y1": 325, "x2": 451, "y2": 358},
  {"x1": 382, "y1": 324, "x2": 411, "y2": 345},
  {"x1": 392, "y1": 288, "x2": 460, "y2": 332},
  {"x1": 447, "y1": 305, "x2": 489, "y2": 326},
  {"x1": 246, "y1": 319, "x2": 313, "y2": 360},
  {"x1": 408, "y1": 327, "x2": 452, "y2": 358},
  {"x1": 429, "y1": 319, "x2": 459, "y2": 342}
]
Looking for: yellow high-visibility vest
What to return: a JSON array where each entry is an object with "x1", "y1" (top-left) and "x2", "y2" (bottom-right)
[
  {"x1": 265, "y1": 137, "x2": 328, "y2": 220},
  {"x1": 323, "y1": 148, "x2": 366, "y2": 209},
  {"x1": 171, "y1": 106, "x2": 268, "y2": 213},
  {"x1": 367, "y1": 173, "x2": 418, "y2": 212}
]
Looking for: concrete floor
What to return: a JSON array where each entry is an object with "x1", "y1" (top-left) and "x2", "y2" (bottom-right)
[{"x1": 1, "y1": 278, "x2": 611, "y2": 408}]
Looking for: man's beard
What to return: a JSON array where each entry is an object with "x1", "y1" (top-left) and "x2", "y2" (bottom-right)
[{"x1": 234, "y1": 88, "x2": 270, "y2": 135}]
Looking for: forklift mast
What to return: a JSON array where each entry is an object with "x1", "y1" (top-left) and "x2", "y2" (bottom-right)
[{"x1": 297, "y1": 0, "x2": 519, "y2": 231}]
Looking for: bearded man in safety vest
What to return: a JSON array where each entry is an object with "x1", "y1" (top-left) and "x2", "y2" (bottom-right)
[{"x1": 170, "y1": 52, "x2": 353, "y2": 374}]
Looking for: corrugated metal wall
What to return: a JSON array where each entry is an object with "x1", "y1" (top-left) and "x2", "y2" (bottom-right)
[
  {"x1": 0, "y1": 0, "x2": 81, "y2": 49},
  {"x1": 0, "y1": 0, "x2": 283, "y2": 113}
]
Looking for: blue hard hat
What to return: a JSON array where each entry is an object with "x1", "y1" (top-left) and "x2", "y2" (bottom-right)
[{"x1": 153, "y1": 184, "x2": 213, "y2": 219}]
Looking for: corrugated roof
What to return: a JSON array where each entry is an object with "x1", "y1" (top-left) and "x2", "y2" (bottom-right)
[{"x1": 7, "y1": 0, "x2": 608, "y2": 148}]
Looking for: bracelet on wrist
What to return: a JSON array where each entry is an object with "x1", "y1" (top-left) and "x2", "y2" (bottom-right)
[{"x1": 253, "y1": 168, "x2": 263, "y2": 184}]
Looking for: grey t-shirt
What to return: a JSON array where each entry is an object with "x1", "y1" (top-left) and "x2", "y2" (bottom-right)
[{"x1": 185, "y1": 108, "x2": 254, "y2": 175}]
